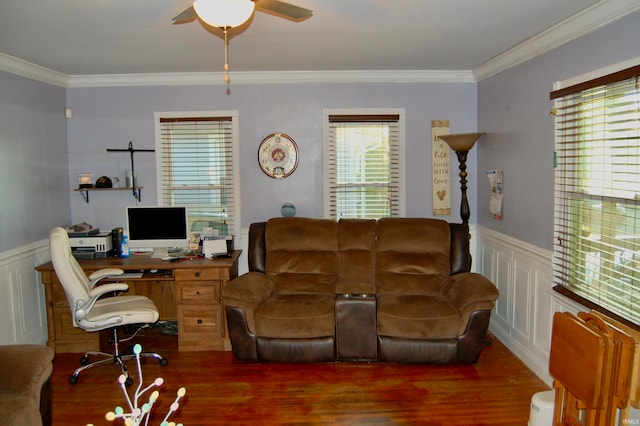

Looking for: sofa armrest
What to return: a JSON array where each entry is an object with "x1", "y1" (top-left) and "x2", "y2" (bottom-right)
[
  {"x1": 0, "y1": 344, "x2": 54, "y2": 397},
  {"x1": 222, "y1": 271, "x2": 273, "y2": 334},
  {"x1": 443, "y1": 273, "x2": 499, "y2": 334},
  {"x1": 444, "y1": 272, "x2": 499, "y2": 309}
]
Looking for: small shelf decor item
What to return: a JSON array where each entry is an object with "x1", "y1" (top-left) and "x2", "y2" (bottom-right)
[
  {"x1": 281, "y1": 202, "x2": 296, "y2": 217},
  {"x1": 88, "y1": 344, "x2": 186, "y2": 426},
  {"x1": 438, "y1": 132, "x2": 485, "y2": 224},
  {"x1": 79, "y1": 173, "x2": 93, "y2": 189},
  {"x1": 258, "y1": 133, "x2": 299, "y2": 179},
  {"x1": 95, "y1": 176, "x2": 113, "y2": 188}
]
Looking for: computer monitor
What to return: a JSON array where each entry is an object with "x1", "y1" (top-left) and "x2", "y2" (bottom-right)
[{"x1": 125, "y1": 206, "x2": 189, "y2": 258}]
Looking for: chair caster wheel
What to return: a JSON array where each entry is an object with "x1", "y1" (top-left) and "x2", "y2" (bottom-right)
[
  {"x1": 160, "y1": 358, "x2": 169, "y2": 366},
  {"x1": 125, "y1": 377, "x2": 134, "y2": 387},
  {"x1": 80, "y1": 355, "x2": 89, "y2": 365},
  {"x1": 69, "y1": 375, "x2": 79, "y2": 385}
]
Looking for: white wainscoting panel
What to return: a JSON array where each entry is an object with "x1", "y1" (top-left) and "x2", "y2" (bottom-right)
[
  {"x1": 474, "y1": 226, "x2": 621, "y2": 388},
  {"x1": 475, "y1": 226, "x2": 555, "y2": 385},
  {"x1": 0, "y1": 239, "x2": 50, "y2": 345}
]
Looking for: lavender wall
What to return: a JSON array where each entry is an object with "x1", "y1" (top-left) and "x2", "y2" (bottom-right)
[
  {"x1": 0, "y1": 70, "x2": 69, "y2": 251},
  {"x1": 66, "y1": 82, "x2": 478, "y2": 232},
  {"x1": 3, "y1": 9, "x2": 638, "y2": 252},
  {"x1": 477, "y1": 10, "x2": 640, "y2": 250}
]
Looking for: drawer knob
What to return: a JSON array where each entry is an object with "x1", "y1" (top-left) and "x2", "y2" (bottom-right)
[
  {"x1": 195, "y1": 272, "x2": 200, "y2": 277},
  {"x1": 197, "y1": 319, "x2": 203, "y2": 324},
  {"x1": 196, "y1": 290, "x2": 200, "y2": 295}
]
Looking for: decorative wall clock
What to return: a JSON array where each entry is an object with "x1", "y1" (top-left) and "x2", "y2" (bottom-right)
[{"x1": 258, "y1": 133, "x2": 299, "y2": 179}]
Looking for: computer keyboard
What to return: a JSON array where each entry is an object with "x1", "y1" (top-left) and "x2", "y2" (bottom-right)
[{"x1": 116, "y1": 272, "x2": 144, "y2": 279}]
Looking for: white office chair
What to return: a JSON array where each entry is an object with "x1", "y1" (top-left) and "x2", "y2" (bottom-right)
[{"x1": 49, "y1": 227, "x2": 167, "y2": 385}]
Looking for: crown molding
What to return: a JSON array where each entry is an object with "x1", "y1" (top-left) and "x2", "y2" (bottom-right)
[
  {"x1": 0, "y1": 53, "x2": 475, "y2": 86},
  {"x1": 473, "y1": 0, "x2": 640, "y2": 81},
  {"x1": 64, "y1": 69, "x2": 475, "y2": 88},
  {"x1": 0, "y1": 52, "x2": 69, "y2": 87},
  {"x1": 2, "y1": 0, "x2": 639, "y2": 88}
]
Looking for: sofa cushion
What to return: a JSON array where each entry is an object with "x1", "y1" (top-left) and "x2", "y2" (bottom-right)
[
  {"x1": 337, "y1": 219, "x2": 377, "y2": 295},
  {"x1": 266, "y1": 218, "x2": 339, "y2": 295},
  {"x1": 377, "y1": 294, "x2": 461, "y2": 339},
  {"x1": 255, "y1": 294, "x2": 335, "y2": 339},
  {"x1": 0, "y1": 394, "x2": 41, "y2": 426},
  {"x1": 376, "y1": 218, "x2": 451, "y2": 296}
]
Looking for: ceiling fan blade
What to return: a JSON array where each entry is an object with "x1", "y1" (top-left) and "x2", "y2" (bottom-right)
[
  {"x1": 255, "y1": 0, "x2": 312, "y2": 21},
  {"x1": 172, "y1": 6, "x2": 197, "y2": 24}
]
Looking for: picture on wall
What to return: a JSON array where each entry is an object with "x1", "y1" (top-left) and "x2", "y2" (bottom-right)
[{"x1": 432, "y1": 120, "x2": 451, "y2": 216}]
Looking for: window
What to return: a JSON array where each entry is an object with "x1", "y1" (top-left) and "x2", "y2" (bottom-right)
[
  {"x1": 323, "y1": 109, "x2": 405, "y2": 218},
  {"x1": 154, "y1": 111, "x2": 240, "y2": 237},
  {"x1": 551, "y1": 65, "x2": 640, "y2": 326}
]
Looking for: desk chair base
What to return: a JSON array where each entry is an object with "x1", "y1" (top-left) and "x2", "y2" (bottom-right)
[{"x1": 68, "y1": 327, "x2": 168, "y2": 386}]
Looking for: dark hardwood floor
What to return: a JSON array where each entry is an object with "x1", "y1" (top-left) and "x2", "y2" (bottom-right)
[{"x1": 51, "y1": 333, "x2": 549, "y2": 425}]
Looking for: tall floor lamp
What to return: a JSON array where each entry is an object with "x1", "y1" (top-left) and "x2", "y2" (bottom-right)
[{"x1": 437, "y1": 132, "x2": 485, "y2": 225}]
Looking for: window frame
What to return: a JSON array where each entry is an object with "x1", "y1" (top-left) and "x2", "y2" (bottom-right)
[
  {"x1": 153, "y1": 110, "x2": 241, "y2": 238},
  {"x1": 322, "y1": 108, "x2": 406, "y2": 219},
  {"x1": 551, "y1": 61, "x2": 640, "y2": 327}
]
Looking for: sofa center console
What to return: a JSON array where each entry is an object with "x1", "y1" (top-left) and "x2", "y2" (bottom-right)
[{"x1": 335, "y1": 294, "x2": 377, "y2": 361}]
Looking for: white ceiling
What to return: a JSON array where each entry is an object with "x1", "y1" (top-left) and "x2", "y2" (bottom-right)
[{"x1": 0, "y1": 0, "x2": 637, "y2": 81}]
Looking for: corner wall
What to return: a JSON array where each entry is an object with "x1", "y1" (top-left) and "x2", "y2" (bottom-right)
[
  {"x1": 0, "y1": 70, "x2": 71, "y2": 252},
  {"x1": 476, "y1": 10, "x2": 640, "y2": 251}
]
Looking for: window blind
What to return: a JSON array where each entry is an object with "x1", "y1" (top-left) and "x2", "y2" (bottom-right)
[
  {"x1": 551, "y1": 65, "x2": 640, "y2": 326},
  {"x1": 158, "y1": 116, "x2": 235, "y2": 235},
  {"x1": 327, "y1": 114, "x2": 401, "y2": 218}
]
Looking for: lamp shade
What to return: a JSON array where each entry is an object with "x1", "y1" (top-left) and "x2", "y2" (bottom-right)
[
  {"x1": 438, "y1": 132, "x2": 485, "y2": 152},
  {"x1": 193, "y1": 0, "x2": 256, "y2": 28}
]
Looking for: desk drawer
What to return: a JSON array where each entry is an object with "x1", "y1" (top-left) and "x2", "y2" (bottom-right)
[
  {"x1": 177, "y1": 282, "x2": 219, "y2": 303},
  {"x1": 178, "y1": 305, "x2": 222, "y2": 335},
  {"x1": 175, "y1": 268, "x2": 221, "y2": 281}
]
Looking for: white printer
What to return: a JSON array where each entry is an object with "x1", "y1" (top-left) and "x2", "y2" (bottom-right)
[
  {"x1": 203, "y1": 235, "x2": 234, "y2": 258},
  {"x1": 70, "y1": 232, "x2": 114, "y2": 259}
]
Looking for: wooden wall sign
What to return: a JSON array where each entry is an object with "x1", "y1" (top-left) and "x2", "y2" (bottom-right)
[{"x1": 432, "y1": 120, "x2": 451, "y2": 216}]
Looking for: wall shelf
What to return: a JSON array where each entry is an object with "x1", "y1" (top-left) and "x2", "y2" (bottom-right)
[{"x1": 75, "y1": 186, "x2": 143, "y2": 203}]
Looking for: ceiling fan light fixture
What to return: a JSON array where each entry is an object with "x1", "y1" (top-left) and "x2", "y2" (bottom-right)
[{"x1": 193, "y1": 0, "x2": 256, "y2": 28}]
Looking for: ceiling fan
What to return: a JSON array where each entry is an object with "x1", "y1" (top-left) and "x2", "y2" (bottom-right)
[
  {"x1": 172, "y1": 0, "x2": 313, "y2": 26},
  {"x1": 172, "y1": 0, "x2": 312, "y2": 90}
]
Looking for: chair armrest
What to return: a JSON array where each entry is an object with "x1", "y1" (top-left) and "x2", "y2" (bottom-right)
[
  {"x1": 74, "y1": 283, "x2": 130, "y2": 325},
  {"x1": 88, "y1": 283, "x2": 129, "y2": 298},
  {"x1": 222, "y1": 272, "x2": 273, "y2": 334},
  {"x1": 443, "y1": 272, "x2": 499, "y2": 312},
  {"x1": 88, "y1": 268, "x2": 124, "y2": 288}
]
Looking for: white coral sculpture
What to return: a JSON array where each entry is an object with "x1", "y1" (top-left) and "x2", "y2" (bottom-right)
[{"x1": 87, "y1": 343, "x2": 186, "y2": 426}]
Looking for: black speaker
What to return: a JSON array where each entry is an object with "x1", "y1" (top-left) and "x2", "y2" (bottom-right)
[{"x1": 111, "y1": 227, "x2": 123, "y2": 257}]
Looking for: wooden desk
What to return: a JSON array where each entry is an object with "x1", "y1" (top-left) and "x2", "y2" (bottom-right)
[{"x1": 35, "y1": 251, "x2": 240, "y2": 353}]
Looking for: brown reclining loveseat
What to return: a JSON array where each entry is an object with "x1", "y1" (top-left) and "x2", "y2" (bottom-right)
[{"x1": 222, "y1": 217, "x2": 499, "y2": 363}]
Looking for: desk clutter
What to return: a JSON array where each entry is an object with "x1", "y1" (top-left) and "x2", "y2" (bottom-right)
[
  {"x1": 549, "y1": 310, "x2": 639, "y2": 425},
  {"x1": 64, "y1": 223, "x2": 234, "y2": 260},
  {"x1": 202, "y1": 235, "x2": 234, "y2": 258}
]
